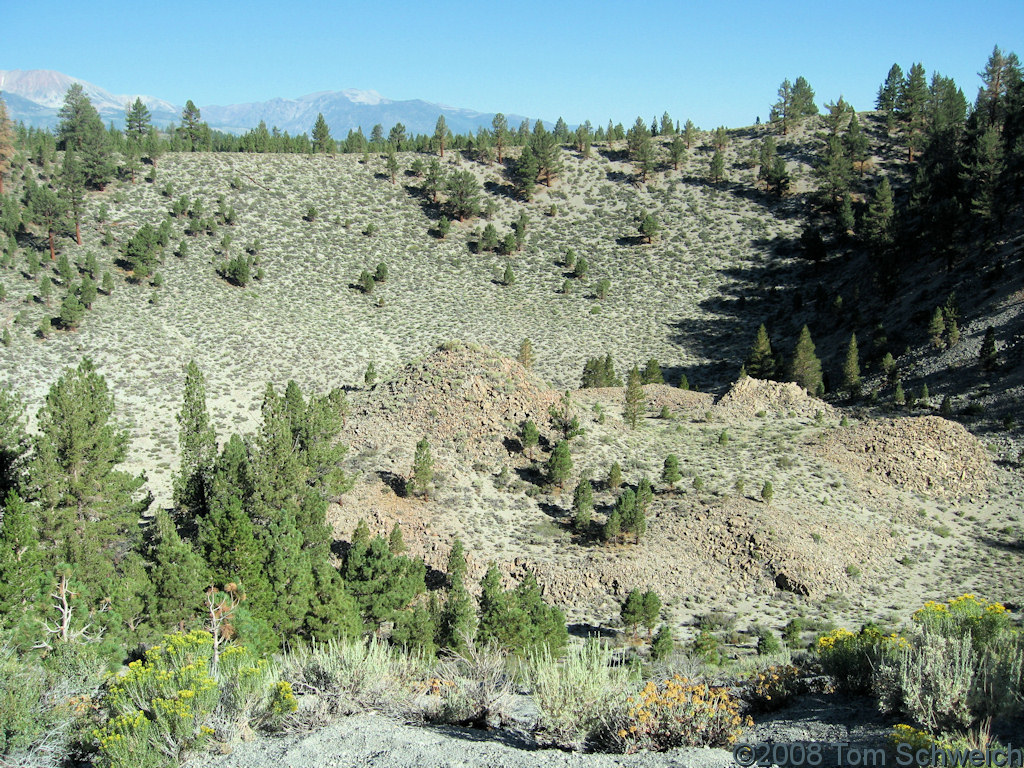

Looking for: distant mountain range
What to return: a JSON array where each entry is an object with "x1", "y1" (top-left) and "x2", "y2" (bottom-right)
[{"x1": 0, "y1": 69, "x2": 536, "y2": 137}]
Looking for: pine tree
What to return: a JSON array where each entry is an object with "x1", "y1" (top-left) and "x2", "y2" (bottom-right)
[
  {"x1": 521, "y1": 420, "x2": 539, "y2": 460},
  {"x1": 746, "y1": 324, "x2": 776, "y2": 378},
  {"x1": 125, "y1": 98, "x2": 152, "y2": 148},
  {"x1": 621, "y1": 589, "x2": 643, "y2": 637},
  {"x1": 662, "y1": 454, "x2": 681, "y2": 485},
  {"x1": 572, "y1": 475, "x2": 593, "y2": 532},
  {"x1": 0, "y1": 95, "x2": 14, "y2": 196},
  {"x1": 311, "y1": 113, "x2": 334, "y2": 154},
  {"x1": 641, "y1": 591, "x2": 661, "y2": 638},
  {"x1": 261, "y1": 507, "x2": 313, "y2": 639},
  {"x1": 607, "y1": 461, "x2": 622, "y2": 490},
  {"x1": 476, "y1": 564, "x2": 513, "y2": 648},
  {"x1": 651, "y1": 624, "x2": 674, "y2": 660},
  {"x1": 438, "y1": 571, "x2": 475, "y2": 653},
  {"x1": 709, "y1": 148, "x2": 725, "y2": 184},
  {"x1": 445, "y1": 169, "x2": 480, "y2": 220},
  {"x1": 434, "y1": 115, "x2": 448, "y2": 157},
  {"x1": 58, "y1": 293, "x2": 84, "y2": 330},
  {"x1": 174, "y1": 361, "x2": 217, "y2": 517},
  {"x1": 59, "y1": 149, "x2": 86, "y2": 246},
  {"x1": 410, "y1": 438, "x2": 434, "y2": 499},
  {"x1": 771, "y1": 79, "x2": 795, "y2": 135},
  {"x1": 180, "y1": 100, "x2": 205, "y2": 152},
  {"x1": 761, "y1": 481, "x2": 774, "y2": 505},
  {"x1": 28, "y1": 183, "x2": 66, "y2": 261},
  {"x1": 146, "y1": 510, "x2": 208, "y2": 631},
  {"x1": 517, "y1": 338, "x2": 535, "y2": 369},
  {"x1": 624, "y1": 365, "x2": 644, "y2": 429},
  {"x1": 897, "y1": 63, "x2": 929, "y2": 161},
  {"x1": 547, "y1": 439, "x2": 572, "y2": 488},
  {"x1": 0, "y1": 490, "x2": 44, "y2": 632},
  {"x1": 57, "y1": 84, "x2": 114, "y2": 188},
  {"x1": 388, "y1": 523, "x2": 406, "y2": 554},
  {"x1": 929, "y1": 308, "x2": 946, "y2": 349},
  {"x1": 789, "y1": 326, "x2": 823, "y2": 394},
  {"x1": 492, "y1": 113, "x2": 508, "y2": 164},
  {"x1": 980, "y1": 326, "x2": 998, "y2": 371},
  {"x1": 601, "y1": 507, "x2": 621, "y2": 543},
  {"x1": 447, "y1": 537, "x2": 467, "y2": 585},
  {"x1": 502, "y1": 263, "x2": 515, "y2": 286},
  {"x1": 877, "y1": 64, "x2": 904, "y2": 132},
  {"x1": 0, "y1": 387, "x2": 29, "y2": 499},
  {"x1": 842, "y1": 333, "x2": 861, "y2": 396},
  {"x1": 863, "y1": 177, "x2": 895, "y2": 252},
  {"x1": 31, "y1": 359, "x2": 149, "y2": 606},
  {"x1": 638, "y1": 358, "x2": 663, "y2": 385}
]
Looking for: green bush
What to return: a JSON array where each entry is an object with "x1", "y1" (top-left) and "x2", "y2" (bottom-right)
[{"x1": 92, "y1": 631, "x2": 295, "y2": 768}]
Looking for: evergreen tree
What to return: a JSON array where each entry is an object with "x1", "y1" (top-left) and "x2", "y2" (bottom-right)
[
  {"x1": 771, "y1": 79, "x2": 795, "y2": 135},
  {"x1": 146, "y1": 510, "x2": 208, "y2": 631},
  {"x1": 761, "y1": 481, "x2": 774, "y2": 505},
  {"x1": 791, "y1": 77, "x2": 818, "y2": 118},
  {"x1": 517, "y1": 338, "x2": 535, "y2": 369},
  {"x1": 59, "y1": 149, "x2": 86, "y2": 246},
  {"x1": 445, "y1": 169, "x2": 480, "y2": 220},
  {"x1": 434, "y1": 115, "x2": 448, "y2": 157},
  {"x1": 638, "y1": 212, "x2": 660, "y2": 242},
  {"x1": 476, "y1": 563, "x2": 513, "y2": 648},
  {"x1": 31, "y1": 360, "x2": 149, "y2": 607},
  {"x1": 0, "y1": 490, "x2": 44, "y2": 634},
  {"x1": 683, "y1": 119, "x2": 697, "y2": 149},
  {"x1": 929, "y1": 308, "x2": 946, "y2": 349},
  {"x1": 662, "y1": 454, "x2": 681, "y2": 485},
  {"x1": 261, "y1": 507, "x2": 313, "y2": 639},
  {"x1": 980, "y1": 326, "x2": 998, "y2": 371},
  {"x1": 174, "y1": 360, "x2": 217, "y2": 517},
  {"x1": 180, "y1": 100, "x2": 205, "y2": 152},
  {"x1": 502, "y1": 263, "x2": 515, "y2": 286},
  {"x1": 521, "y1": 420, "x2": 539, "y2": 460},
  {"x1": 863, "y1": 177, "x2": 895, "y2": 252},
  {"x1": 311, "y1": 113, "x2": 334, "y2": 154},
  {"x1": 607, "y1": 461, "x2": 622, "y2": 490},
  {"x1": 641, "y1": 358, "x2": 663, "y2": 384},
  {"x1": 492, "y1": 113, "x2": 508, "y2": 164},
  {"x1": 621, "y1": 589, "x2": 643, "y2": 637},
  {"x1": 515, "y1": 145, "x2": 538, "y2": 200},
  {"x1": 125, "y1": 98, "x2": 152, "y2": 147},
  {"x1": 601, "y1": 507, "x2": 621, "y2": 543},
  {"x1": 669, "y1": 135, "x2": 686, "y2": 170},
  {"x1": 28, "y1": 183, "x2": 66, "y2": 261},
  {"x1": 410, "y1": 437, "x2": 434, "y2": 499},
  {"x1": 623, "y1": 365, "x2": 644, "y2": 429},
  {"x1": 709, "y1": 148, "x2": 725, "y2": 184},
  {"x1": 447, "y1": 537, "x2": 467, "y2": 585},
  {"x1": 572, "y1": 475, "x2": 593, "y2": 533},
  {"x1": 531, "y1": 120, "x2": 563, "y2": 186},
  {"x1": 877, "y1": 63, "x2": 905, "y2": 131},
  {"x1": 0, "y1": 95, "x2": 14, "y2": 196},
  {"x1": 641, "y1": 591, "x2": 661, "y2": 638},
  {"x1": 438, "y1": 571, "x2": 475, "y2": 653},
  {"x1": 651, "y1": 624, "x2": 674, "y2": 660},
  {"x1": 842, "y1": 333, "x2": 861, "y2": 396},
  {"x1": 344, "y1": 529, "x2": 426, "y2": 628},
  {"x1": 385, "y1": 150, "x2": 399, "y2": 184},
  {"x1": 547, "y1": 439, "x2": 572, "y2": 488},
  {"x1": 423, "y1": 159, "x2": 444, "y2": 202},
  {"x1": 57, "y1": 84, "x2": 114, "y2": 188},
  {"x1": 746, "y1": 325, "x2": 776, "y2": 379},
  {"x1": 0, "y1": 386, "x2": 29, "y2": 499},
  {"x1": 58, "y1": 293, "x2": 84, "y2": 330},
  {"x1": 897, "y1": 63, "x2": 929, "y2": 161},
  {"x1": 79, "y1": 275, "x2": 97, "y2": 309},
  {"x1": 789, "y1": 326, "x2": 823, "y2": 394}
]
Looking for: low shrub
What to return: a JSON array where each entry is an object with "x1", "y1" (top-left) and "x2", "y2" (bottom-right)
[
  {"x1": 527, "y1": 640, "x2": 634, "y2": 750},
  {"x1": 599, "y1": 676, "x2": 751, "y2": 752}
]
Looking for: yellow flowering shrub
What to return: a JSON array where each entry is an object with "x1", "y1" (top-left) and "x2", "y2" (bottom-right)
[
  {"x1": 744, "y1": 664, "x2": 801, "y2": 713},
  {"x1": 815, "y1": 626, "x2": 907, "y2": 693},
  {"x1": 603, "y1": 676, "x2": 752, "y2": 753},
  {"x1": 92, "y1": 630, "x2": 296, "y2": 767},
  {"x1": 912, "y1": 594, "x2": 1011, "y2": 651}
]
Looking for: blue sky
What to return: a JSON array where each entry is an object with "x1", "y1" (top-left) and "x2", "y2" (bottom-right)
[{"x1": 4, "y1": 0, "x2": 1022, "y2": 128}]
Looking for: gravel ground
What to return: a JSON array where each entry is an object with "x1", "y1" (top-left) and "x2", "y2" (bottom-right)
[{"x1": 186, "y1": 692, "x2": 900, "y2": 768}]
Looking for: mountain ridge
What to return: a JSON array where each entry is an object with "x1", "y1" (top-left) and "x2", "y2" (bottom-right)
[{"x1": 0, "y1": 68, "x2": 537, "y2": 137}]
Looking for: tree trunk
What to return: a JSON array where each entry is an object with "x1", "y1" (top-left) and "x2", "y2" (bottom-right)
[
  {"x1": 49, "y1": 230, "x2": 56, "y2": 260},
  {"x1": 75, "y1": 220, "x2": 82, "y2": 246}
]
